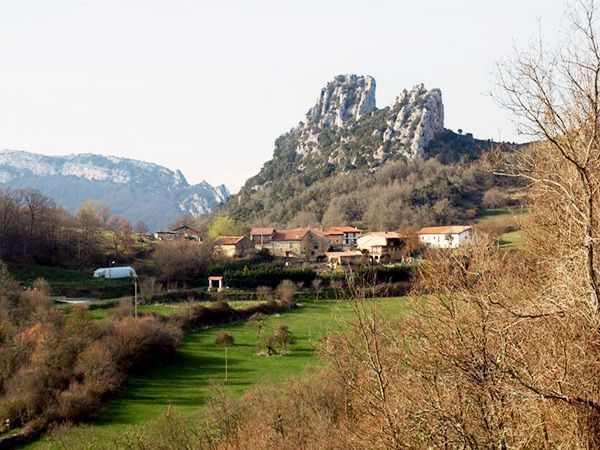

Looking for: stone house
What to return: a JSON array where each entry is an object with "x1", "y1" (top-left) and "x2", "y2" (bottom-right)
[
  {"x1": 155, "y1": 225, "x2": 202, "y2": 241},
  {"x1": 250, "y1": 227, "x2": 277, "y2": 248},
  {"x1": 323, "y1": 226, "x2": 362, "y2": 250},
  {"x1": 253, "y1": 227, "x2": 328, "y2": 260},
  {"x1": 324, "y1": 250, "x2": 367, "y2": 268},
  {"x1": 214, "y1": 235, "x2": 256, "y2": 258}
]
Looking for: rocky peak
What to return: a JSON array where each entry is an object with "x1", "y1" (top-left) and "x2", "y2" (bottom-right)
[
  {"x1": 250, "y1": 75, "x2": 447, "y2": 193},
  {"x1": 381, "y1": 84, "x2": 444, "y2": 158},
  {"x1": 306, "y1": 74, "x2": 376, "y2": 128}
]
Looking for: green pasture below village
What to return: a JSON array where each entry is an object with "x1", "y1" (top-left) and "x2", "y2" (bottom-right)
[
  {"x1": 30, "y1": 297, "x2": 409, "y2": 449},
  {"x1": 478, "y1": 207, "x2": 527, "y2": 250},
  {"x1": 10, "y1": 264, "x2": 135, "y2": 299},
  {"x1": 84, "y1": 301, "x2": 267, "y2": 320},
  {"x1": 10, "y1": 265, "x2": 115, "y2": 288}
]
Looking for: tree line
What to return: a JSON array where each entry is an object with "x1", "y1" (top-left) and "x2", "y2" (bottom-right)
[{"x1": 0, "y1": 189, "x2": 148, "y2": 268}]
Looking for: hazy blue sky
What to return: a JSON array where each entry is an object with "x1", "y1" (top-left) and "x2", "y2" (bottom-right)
[{"x1": 1, "y1": 0, "x2": 565, "y2": 191}]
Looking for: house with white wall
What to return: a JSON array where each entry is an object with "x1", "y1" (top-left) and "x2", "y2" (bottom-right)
[{"x1": 417, "y1": 225, "x2": 473, "y2": 249}]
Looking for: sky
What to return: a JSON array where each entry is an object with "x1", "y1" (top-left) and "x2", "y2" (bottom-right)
[{"x1": 0, "y1": 0, "x2": 566, "y2": 192}]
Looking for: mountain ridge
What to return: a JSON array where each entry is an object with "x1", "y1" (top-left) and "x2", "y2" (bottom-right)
[{"x1": 0, "y1": 150, "x2": 229, "y2": 229}]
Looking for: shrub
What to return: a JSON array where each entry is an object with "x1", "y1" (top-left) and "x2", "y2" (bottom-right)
[
  {"x1": 74, "y1": 340, "x2": 123, "y2": 397},
  {"x1": 56, "y1": 383, "x2": 101, "y2": 421},
  {"x1": 276, "y1": 280, "x2": 297, "y2": 307},
  {"x1": 216, "y1": 331, "x2": 235, "y2": 347},
  {"x1": 139, "y1": 276, "x2": 163, "y2": 303},
  {"x1": 256, "y1": 285, "x2": 273, "y2": 302},
  {"x1": 0, "y1": 287, "x2": 182, "y2": 435},
  {"x1": 258, "y1": 332, "x2": 278, "y2": 356},
  {"x1": 274, "y1": 324, "x2": 295, "y2": 350}
]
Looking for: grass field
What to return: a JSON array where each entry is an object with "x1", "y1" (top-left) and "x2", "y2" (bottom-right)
[
  {"x1": 32, "y1": 297, "x2": 409, "y2": 449},
  {"x1": 480, "y1": 206, "x2": 528, "y2": 218},
  {"x1": 478, "y1": 207, "x2": 527, "y2": 250},
  {"x1": 86, "y1": 303, "x2": 180, "y2": 319},
  {"x1": 10, "y1": 264, "x2": 134, "y2": 299},
  {"x1": 499, "y1": 230, "x2": 525, "y2": 249},
  {"x1": 10, "y1": 265, "x2": 122, "y2": 288},
  {"x1": 85, "y1": 300, "x2": 266, "y2": 320}
]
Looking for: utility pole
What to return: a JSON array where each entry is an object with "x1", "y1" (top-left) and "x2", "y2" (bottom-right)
[
  {"x1": 225, "y1": 346, "x2": 228, "y2": 382},
  {"x1": 134, "y1": 276, "x2": 138, "y2": 319}
]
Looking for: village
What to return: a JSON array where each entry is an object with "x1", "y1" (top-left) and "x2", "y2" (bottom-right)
[{"x1": 154, "y1": 222, "x2": 475, "y2": 269}]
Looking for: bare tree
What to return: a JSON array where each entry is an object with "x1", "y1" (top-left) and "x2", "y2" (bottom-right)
[
  {"x1": 247, "y1": 312, "x2": 268, "y2": 339},
  {"x1": 491, "y1": 2, "x2": 600, "y2": 443},
  {"x1": 134, "y1": 220, "x2": 149, "y2": 236},
  {"x1": 76, "y1": 200, "x2": 102, "y2": 263},
  {"x1": 496, "y1": 0, "x2": 600, "y2": 311},
  {"x1": 108, "y1": 216, "x2": 123, "y2": 258}
]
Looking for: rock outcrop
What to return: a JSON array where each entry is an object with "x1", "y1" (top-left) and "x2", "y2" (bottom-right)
[
  {"x1": 382, "y1": 84, "x2": 444, "y2": 158},
  {"x1": 225, "y1": 73, "x2": 510, "y2": 226},
  {"x1": 250, "y1": 74, "x2": 446, "y2": 187},
  {"x1": 306, "y1": 74, "x2": 377, "y2": 128}
]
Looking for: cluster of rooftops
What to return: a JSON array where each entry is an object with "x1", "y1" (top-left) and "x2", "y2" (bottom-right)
[
  {"x1": 155, "y1": 224, "x2": 473, "y2": 244},
  {"x1": 205, "y1": 224, "x2": 476, "y2": 262},
  {"x1": 248, "y1": 226, "x2": 361, "y2": 242}
]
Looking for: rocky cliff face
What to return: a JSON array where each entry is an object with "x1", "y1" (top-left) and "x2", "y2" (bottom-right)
[
  {"x1": 301, "y1": 76, "x2": 443, "y2": 160},
  {"x1": 306, "y1": 74, "x2": 377, "y2": 128},
  {"x1": 381, "y1": 83, "x2": 444, "y2": 158},
  {"x1": 246, "y1": 74, "x2": 446, "y2": 193},
  {"x1": 0, "y1": 151, "x2": 229, "y2": 229}
]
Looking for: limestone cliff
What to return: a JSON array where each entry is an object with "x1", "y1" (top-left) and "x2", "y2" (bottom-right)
[
  {"x1": 224, "y1": 74, "x2": 510, "y2": 226},
  {"x1": 246, "y1": 74, "x2": 447, "y2": 194}
]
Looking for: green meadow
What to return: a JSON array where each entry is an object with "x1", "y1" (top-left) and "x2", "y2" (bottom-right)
[
  {"x1": 479, "y1": 207, "x2": 527, "y2": 249},
  {"x1": 32, "y1": 297, "x2": 409, "y2": 449}
]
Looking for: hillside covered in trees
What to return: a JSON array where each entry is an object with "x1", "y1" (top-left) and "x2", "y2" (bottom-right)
[{"x1": 224, "y1": 76, "x2": 522, "y2": 229}]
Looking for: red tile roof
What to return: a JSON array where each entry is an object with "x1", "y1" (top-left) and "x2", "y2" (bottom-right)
[
  {"x1": 323, "y1": 226, "x2": 362, "y2": 235},
  {"x1": 215, "y1": 236, "x2": 245, "y2": 245},
  {"x1": 417, "y1": 225, "x2": 472, "y2": 235},
  {"x1": 272, "y1": 228, "x2": 310, "y2": 241},
  {"x1": 250, "y1": 227, "x2": 276, "y2": 236}
]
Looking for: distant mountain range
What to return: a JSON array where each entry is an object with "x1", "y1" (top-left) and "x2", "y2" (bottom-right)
[{"x1": 0, "y1": 151, "x2": 229, "y2": 229}]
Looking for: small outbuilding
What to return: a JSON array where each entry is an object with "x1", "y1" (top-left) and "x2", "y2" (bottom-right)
[
  {"x1": 208, "y1": 276, "x2": 224, "y2": 292},
  {"x1": 214, "y1": 235, "x2": 256, "y2": 258},
  {"x1": 325, "y1": 250, "x2": 366, "y2": 268}
]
